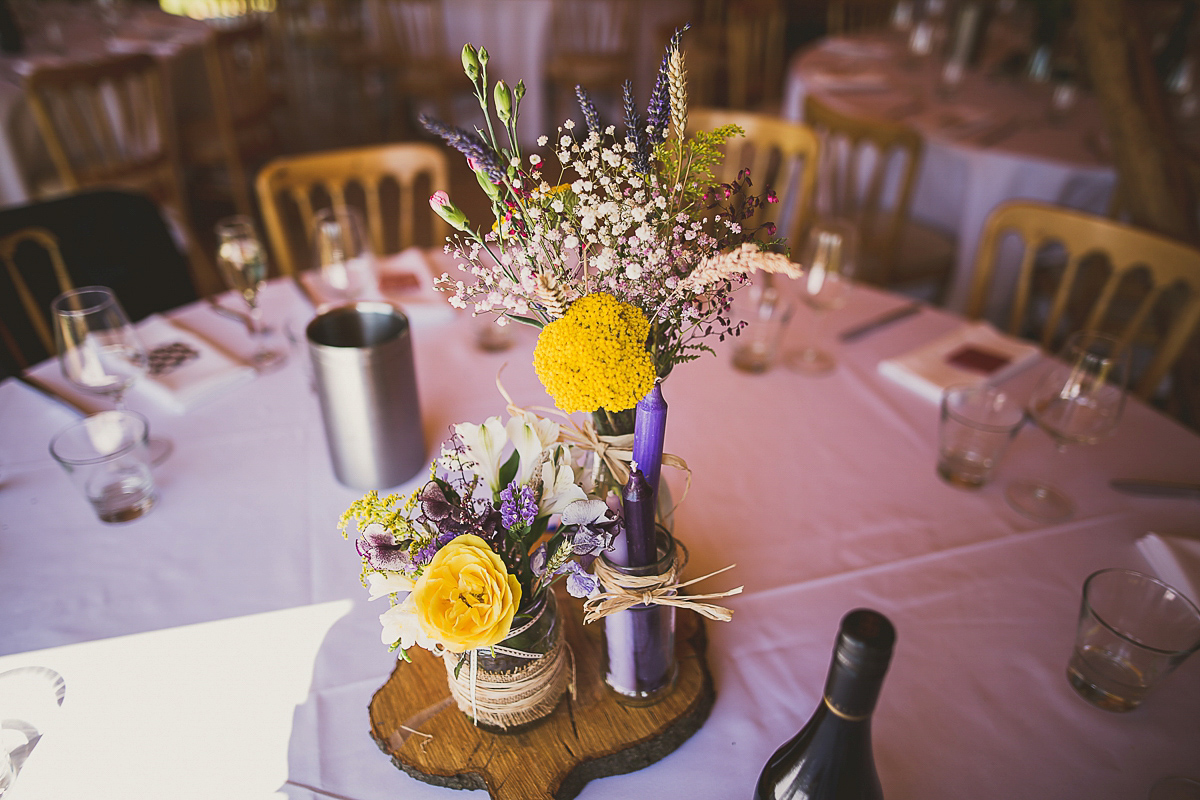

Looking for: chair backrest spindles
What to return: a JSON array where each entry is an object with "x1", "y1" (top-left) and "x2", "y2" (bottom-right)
[
  {"x1": 968, "y1": 202, "x2": 1200, "y2": 400},
  {"x1": 256, "y1": 143, "x2": 450, "y2": 277}
]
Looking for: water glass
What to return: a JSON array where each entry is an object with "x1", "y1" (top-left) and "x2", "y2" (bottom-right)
[
  {"x1": 1067, "y1": 569, "x2": 1200, "y2": 713},
  {"x1": 732, "y1": 284, "x2": 794, "y2": 374},
  {"x1": 937, "y1": 384, "x2": 1024, "y2": 488},
  {"x1": 50, "y1": 411, "x2": 157, "y2": 523}
]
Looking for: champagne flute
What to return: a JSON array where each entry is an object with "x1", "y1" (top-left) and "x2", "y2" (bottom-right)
[
  {"x1": 311, "y1": 207, "x2": 378, "y2": 305},
  {"x1": 215, "y1": 215, "x2": 286, "y2": 371},
  {"x1": 784, "y1": 218, "x2": 857, "y2": 375},
  {"x1": 1006, "y1": 330, "x2": 1130, "y2": 521},
  {"x1": 51, "y1": 286, "x2": 171, "y2": 463}
]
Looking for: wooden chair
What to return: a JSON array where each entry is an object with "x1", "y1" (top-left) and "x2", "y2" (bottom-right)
[
  {"x1": 688, "y1": 109, "x2": 820, "y2": 250},
  {"x1": 26, "y1": 53, "x2": 184, "y2": 211},
  {"x1": 181, "y1": 17, "x2": 284, "y2": 218},
  {"x1": 546, "y1": 0, "x2": 637, "y2": 122},
  {"x1": 966, "y1": 201, "x2": 1200, "y2": 401},
  {"x1": 362, "y1": 0, "x2": 471, "y2": 131},
  {"x1": 803, "y1": 93, "x2": 955, "y2": 298},
  {"x1": 25, "y1": 53, "x2": 220, "y2": 295},
  {"x1": 0, "y1": 228, "x2": 72, "y2": 372},
  {"x1": 255, "y1": 142, "x2": 449, "y2": 277}
]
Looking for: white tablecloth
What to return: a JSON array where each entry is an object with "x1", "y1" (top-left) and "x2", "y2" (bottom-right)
[
  {"x1": 1, "y1": 273, "x2": 1198, "y2": 799},
  {"x1": 783, "y1": 35, "x2": 1119, "y2": 315}
]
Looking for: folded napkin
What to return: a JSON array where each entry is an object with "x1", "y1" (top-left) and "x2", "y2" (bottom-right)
[
  {"x1": 807, "y1": 71, "x2": 891, "y2": 93},
  {"x1": 132, "y1": 315, "x2": 255, "y2": 413},
  {"x1": 878, "y1": 322, "x2": 1040, "y2": 403},
  {"x1": 1137, "y1": 533, "x2": 1200, "y2": 605},
  {"x1": 0, "y1": 666, "x2": 65, "y2": 780},
  {"x1": 376, "y1": 247, "x2": 456, "y2": 328}
]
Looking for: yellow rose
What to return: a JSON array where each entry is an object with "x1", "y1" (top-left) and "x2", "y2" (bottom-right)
[{"x1": 412, "y1": 534, "x2": 522, "y2": 652}]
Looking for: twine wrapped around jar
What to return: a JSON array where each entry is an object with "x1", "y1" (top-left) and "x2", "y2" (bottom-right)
[{"x1": 440, "y1": 591, "x2": 575, "y2": 731}]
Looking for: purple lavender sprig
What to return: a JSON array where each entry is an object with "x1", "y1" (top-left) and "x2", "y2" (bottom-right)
[
  {"x1": 499, "y1": 482, "x2": 538, "y2": 530},
  {"x1": 575, "y1": 85, "x2": 601, "y2": 134},
  {"x1": 419, "y1": 114, "x2": 505, "y2": 184},
  {"x1": 623, "y1": 80, "x2": 651, "y2": 174},
  {"x1": 646, "y1": 53, "x2": 671, "y2": 144}
]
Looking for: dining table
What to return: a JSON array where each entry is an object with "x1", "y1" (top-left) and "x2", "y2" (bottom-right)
[
  {"x1": 782, "y1": 32, "x2": 1127, "y2": 319},
  {"x1": 1, "y1": 256, "x2": 1198, "y2": 799}
]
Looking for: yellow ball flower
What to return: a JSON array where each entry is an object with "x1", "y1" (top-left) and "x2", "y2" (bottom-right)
[
  {"x1": 533, "y1": 293, "x2": 656, "y2": 413},
  {"x1": 412, "y1": 534, "x2": 521, "y2": 653}
]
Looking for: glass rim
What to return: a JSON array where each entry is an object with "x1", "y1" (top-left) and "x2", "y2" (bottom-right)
[
  {"x1": 1083, "y1": 567, "x2": 1200, "y2": 656},
  {"x1": 941, "y1": 383, "x2": 1025, "y2": 433},
  {"x1": 50, "y1": 285, "x2": 118, "y2": 317},
  {"x1": 49, "y1": 410, "x2": 149, "y2": 466},
  {"x1": 1061, "y1": 330, "x2": 1125, "y2": 359}
]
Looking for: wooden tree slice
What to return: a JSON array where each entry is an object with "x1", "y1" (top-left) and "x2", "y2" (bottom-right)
[{"x1": 368, "y1": 585, "x2": 714, "y2": 800}]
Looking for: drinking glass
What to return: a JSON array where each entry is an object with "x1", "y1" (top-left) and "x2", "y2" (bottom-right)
[
  {"x1": 732, "y1": 281, "x2": 795, "y2": 374},
  {"x1": 53, "y1": 286, "x2": 147, "y2": 409},
  {"x1": 1067, "y1": 569, "x2": 1200, "y2": 713},
  {"x1": 52, "y1": 286, "x2": 171, "y2": 464},
  {"x1": 50, "y1": 410, "x2": 157, "y2": 522},
  {"x1": 215, "y1": 215, "x2": 286, "y2": 371},
  {"x1": 784, "y1": 219, "x2": 857, "y2": 375},
  {"x1": 937, "y1": 384, "x2": 1024, "y2": 489},
  {"x1": 311, "y1": 207, "x2": 378, "y2": 304},
  {"x1": 1006, "y1": 331, "x2": 1129, "y2": 521}
]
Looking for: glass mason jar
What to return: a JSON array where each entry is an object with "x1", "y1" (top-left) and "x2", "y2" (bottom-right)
[
  {"x1": 442, "y1": 589, "x2": 569, "y2": 733},
  {"x1": 600, "y1": 527, "x2": 678, "y2": 704}
]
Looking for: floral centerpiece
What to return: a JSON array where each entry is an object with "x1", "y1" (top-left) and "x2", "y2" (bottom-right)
[
  {"x1": 340, "y1": 411, "x2": 618, "y2": 728},
  {"x1": 342, "y1": 28, "x2": 772, "y2": 723}
]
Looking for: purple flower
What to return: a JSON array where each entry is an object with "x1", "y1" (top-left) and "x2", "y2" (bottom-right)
[
  {"x1": 413, "y1": 530, "x2": 463, "y2": 567},
  {"x1": 560, "y1": 499, "x2": 621, "y2": 556},
  {"x1": 499, "y1": 482, "x2": 539, "y2": 529},
  {"x1": 356, "y1": 524, "x2": 411, "y2": 572},
  {"x1": 576, "y1": 85, "x2": 600, "y2": 133},
  {"x1": 623, "y1": 80, "x2": 651, "y2": 174},
  {"x1": 419, "y1": 115, "x2": 505, "y2": 184},
  {"x1": 530, "y1": 543, "x2": 549, "y2": 577},
  {"x1": 562, "y1": 561, "x2": 599, "y2": 598}
]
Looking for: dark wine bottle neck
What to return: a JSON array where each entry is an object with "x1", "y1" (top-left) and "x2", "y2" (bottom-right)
[{"x1": 823, "y1": 657, "x2": 885, "y2": 721}]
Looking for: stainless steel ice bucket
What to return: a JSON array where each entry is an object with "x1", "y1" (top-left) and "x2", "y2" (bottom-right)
[{"x1": 306, "y1": 302, "x2": 425, "y2": 489}]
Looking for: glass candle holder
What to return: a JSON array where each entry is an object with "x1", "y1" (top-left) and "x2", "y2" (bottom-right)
[{"x1": 601, "y1": 527, "x2": 678, "y2": 704}]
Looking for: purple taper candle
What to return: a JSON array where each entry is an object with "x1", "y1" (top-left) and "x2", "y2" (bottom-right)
[
  {"x1": 621, "y1": 467, "x2": 655, "y2": 567},
  {"x1": 633, "y1": 382, "x2": 668, "y2": 497}
]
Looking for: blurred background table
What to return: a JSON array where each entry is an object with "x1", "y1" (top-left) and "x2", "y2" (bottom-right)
[
  {"x1": 0, "y1": 273, "x2": 1197, "y2": 799},
  {"x1": 783, "y1": 32, "x2": 1122, "y2": 316}
]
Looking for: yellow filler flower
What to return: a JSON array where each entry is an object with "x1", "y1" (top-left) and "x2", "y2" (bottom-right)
[
  {"x1": 533, "y1": 292, "x2": 655, "y2": 413},
  {"x1": 412, "y1": 534, "x2": 521, "y2": 652}
]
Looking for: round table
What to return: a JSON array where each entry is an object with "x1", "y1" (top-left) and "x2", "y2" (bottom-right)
[{"x1": 783, "y1": 33, "x2": 1118, "y2": 317}]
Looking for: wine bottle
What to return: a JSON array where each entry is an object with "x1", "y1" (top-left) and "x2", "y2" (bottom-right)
[{"x1": 754, "y1": 609, "x2": 896, "y2": 800}]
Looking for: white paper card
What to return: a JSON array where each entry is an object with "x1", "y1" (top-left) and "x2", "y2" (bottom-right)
[{"x1": 878, "y1": 322, "x2": 1040, "y2": 403}]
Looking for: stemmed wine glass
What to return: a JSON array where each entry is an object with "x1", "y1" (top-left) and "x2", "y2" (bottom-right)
[
  {"x1": 784, "y1": 218, "x2": 857, "y2": 375},
  {"x1": 1006, "y1": 330, "x2": 1130, "y2": 521},
  {"x1": 214, "y1": 215, "x2": 286, "y2": 371},
  {"x1": 51, "y1": 286, "x2": 171, "y2": 463},
  {"x1": 312, "y1": 206, "x2": 378, "y2": 304}
]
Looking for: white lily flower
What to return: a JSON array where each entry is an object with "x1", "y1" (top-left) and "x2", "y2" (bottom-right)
[
  {"x1": 454, "y1": 416, "x2": 508, "y2": 493},
  {"x1": 539, "y1": 446, "x2": 586, "y2": 517},
  {"x1": 506, "y1": 413, "x2": 560, "y2": 485},
  {"x1": 379, "y1": 594, "x2": 436, "y2": 652},
  {"x1": 366, "y1": 571, "x2": 414, "y2": 600}
]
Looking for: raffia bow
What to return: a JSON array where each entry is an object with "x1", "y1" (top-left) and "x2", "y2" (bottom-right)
[
  {"x1": 584, "y1": 559, "x2": 743, "y2": 624},
  {"x1": 495, "y1": 372, "x2": 692, "y2": 507}
]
